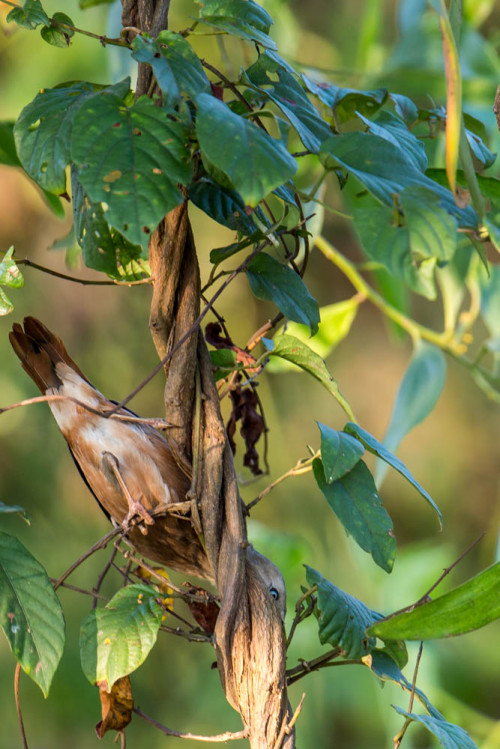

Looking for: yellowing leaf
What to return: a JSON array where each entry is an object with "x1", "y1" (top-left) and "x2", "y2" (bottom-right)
[{"x1": 439, "y1": 4, "x2": 462, "y2": 200}]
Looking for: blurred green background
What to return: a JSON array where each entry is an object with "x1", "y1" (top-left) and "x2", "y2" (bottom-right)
[{"x1": 1, "y1": 0, "x2": 499, "y2": 746}]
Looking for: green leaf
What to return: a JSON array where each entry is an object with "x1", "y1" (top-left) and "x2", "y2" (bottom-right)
[
  {"x1": 0, "y1": 247, "x2": 24, "y2": 289},
  {"x1": 0, "y1": 122, "x2": 21, "y2": 166},
  {"x1": 14, "y1": 80, "x2": 122, "y2": 193},
  {"x1": 266, "y1": 298, "x2": 359, "y2": 373},
  {"x1": 0, "y1": 501, "x2": 30, "y2": 524},
  {"x1": 132, "y1": 32, "x2": 210, "y2": 107},
  {"x1": 245, "y1": 53, "x2": 332, "y2": 153},
  {"x1": 375, "y1": 343, "x2": 446, "y2": 486},
  {"x1": 196, "y1": 93, "x2": 297, "y2": 207},
  {"x1": 344, "y1": 422, "x2": 443, "y2": 527},
  {"x1": 246, "y1": 253, "x2": 319, "y2": 333},
  {"x1": 71, "y1": 169, "x2": 147, "y2": 279},
  {"x1": 40, "y1": 12, "x2": 75, "y2": 47},
  {"x1": 317, "y1": 422, "x2": 364, "y2": 482},
  {"x1": 305, "y1": 566, "x2": 383, "y2": 658},
  {"x1": 262, "y1": 334, "x2": 353, "y2": 416},
  {"x1": 71, "y1": 94, "x2": 191, "y2": 249},
  {"x1": 0, "y1": 288, "x2": 13, "y2": 315},
  {"x1": 353, "y1": 203, "x2": 437, "y2": 300},
  {"x1": 357, "y1": 110, "x2": 427, "y2": 172},
  {"x1": 320, "y1": 132, "x2": 477, "y2": 229},
  {"x1": 313, "y1": 458, "x2": 395, "y2": 572},
  {"x1": 0, "y1": 531, "x2": 65, "y2": 696},
  {"x1": 209, "y1": 236, "x2": 257, "y2": 265},
  {"x1": 209, "y1": 348, "x2": 238, "y2": 381},
  {"x1": 80, "y1": 584, "x2": 163, "y2": 690},
  {"x1": 479, "y1": 265, "x2": 500, "y2": 338},
  {"x1": 401, "y1": 187, "x2": 458, "y2": 262},
  {"x1": 369, "y1": 651, "x2": 441, "y2": 716},
  {"x1": 79, "y1": 0, "x2": 115, "y2": 7},
  {"x1": 198, "y1": 0, "x2": 277, "y2": 50},
  {"x1": 189, "y1": 178, "x2": 260, "y2": 234},
  {"x1": 7, "y1": 0, "x2": 49, "y2": 29},
  {"x1": 390, "y1": 93, "x2": 418, "y2": 124},
  {"x1": 302, "y1": 76, "x2": 387, "y2": 122},
  {"x1": 392, "y1": 707, "x2": 478, "y2": 748},
  {"x1": 368, "y1": 562, "x2": 500, "y2": 641}
]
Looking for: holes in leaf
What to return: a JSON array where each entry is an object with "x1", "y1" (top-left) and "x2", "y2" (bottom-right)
[
  {"x1": 112, "y1": 122, "x2": 121, "y2": 128},
  {"x1": 142, "y1": 226, "x2": 150, "y2": 234},
  {"x1": 27, "y1": 119, "x2": 41, "y2": 132},
  {"x1": 133, "y1": 128, "x2": 142, "y2": 136},
  {"x1": 40, "y1": 162, "x2": 48, "y2": 173},
  {"x1": 152, "y1": 168, "x2": 162, "y2": 175}
]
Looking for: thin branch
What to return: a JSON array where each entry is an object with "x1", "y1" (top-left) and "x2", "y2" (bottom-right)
[
  {"x1": 48, "y1": 579, "x2": 108, "y2": 602},
  {"x1": 92, "y1": 546, "x2": 119, "y2": 609},
  {"x1": 286, "y1": 647, "x2": 341, "y2": 681},
  {"x1": 0, "y1": 393, "x2": 171, "y2": 430},
  {"x1": 246, "y1": 454, "x2": 316, "y2": 513},
  {"x1": 287, "y1": 658, "x2": 361, "y2": 686},
  {"x1": 53, "y1": 527, "x2": 124, "y2": 590},
  {"x1": 272, "y1": 693, "x2": 306, "y2": 749},
  {"x1": 133, "y1": 707, "x2": 247, "y2": 741},
  {"x1": 15, "y1": 257, "x2": 152, "y2": 286},
  {"x1": 158, "y1": 624, "x2": 212, "y2": 643},
  {"x1": 286, "y1": 586, "x2": 316, "y2": 649},
  {"x1": 14, "y1": 663, "x2": 28, "y2": 749},
  {"x1": 394, "y1": 642, "x2": 424, "y2": 748}
]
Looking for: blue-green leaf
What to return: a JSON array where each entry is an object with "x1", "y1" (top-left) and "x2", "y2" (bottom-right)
[
  {"x1": 313, "y1": 458, "x2": 395, "y2": 572},
  {"x1": 375, "y1": 343, "x2": 446, "y2": 486},
  {"x1": 196, "y1": 93, "x2": 297, "y2": 206},
  {"x1": 305, "y1": 566, "x2": 382, "y2": 658},
  {"x1": 40, "y1": 12, "x2": 75, "y2": 47},
  {"x1": 0, "y1": 531, "x2": 65, "y2": 696},
  {"x1": 318, "y1": 422, "x2": 364, "y2": 482},
  {"x1": 246, "y1": 253, "x2": 319, "y2": 333},
  {"x1": 393, "y1": 707, "x2": 478, "y2": 748},
  {"x1": 189, "y1": 178, "x2": 260, "y2": 234},
  {"x1": 344, "y1": 422, "x2": 443, "y2": 527},
  {"x1": 7, "y1": 0, "x2": 49, "y2": 29}
]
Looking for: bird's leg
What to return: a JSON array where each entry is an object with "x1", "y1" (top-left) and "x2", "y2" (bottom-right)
[{"x1": 102, "y1": 452, "x2": 154, "y2": 535}]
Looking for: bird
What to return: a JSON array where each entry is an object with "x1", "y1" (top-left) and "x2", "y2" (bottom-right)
[
  {"x1": 9, "y1": 316, "x2": 212, "y2": 579},
  {"x1": 9, "y1": 318, "x2": 287, "y2": 617}
]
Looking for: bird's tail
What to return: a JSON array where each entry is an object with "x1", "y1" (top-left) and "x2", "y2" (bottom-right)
[{"x1": 9, "y1": 317, "x2": 89, "y2": 393}]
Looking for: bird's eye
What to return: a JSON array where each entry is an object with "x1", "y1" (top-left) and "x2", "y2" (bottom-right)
[{"x1": 269, "y1": 586, "x2": 279, "y2": 600}]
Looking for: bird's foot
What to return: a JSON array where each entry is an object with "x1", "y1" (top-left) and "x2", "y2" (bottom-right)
[{"x1": 102, "y1": 451, "x2": 155, "y2": 535}]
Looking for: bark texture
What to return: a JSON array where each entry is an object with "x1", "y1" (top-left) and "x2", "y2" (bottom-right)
[{"x1": 122, "y1": 2, "x2": 295, "y2": 744}]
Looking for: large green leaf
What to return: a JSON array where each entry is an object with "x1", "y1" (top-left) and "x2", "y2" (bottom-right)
[
  {"x1": 320, "y1": 131, "x2": 477, "y2": 228},
  {"x1": 357, "y1": 110, "x2": 427, "y2": 172},
  {"x1": 353, "y1": 202, "x2": 438, "y2": 299},
  {"x1": 262, "y1": 334, "x2": 352, "y2": 417},
  {"x1": 14, "y1": 80, "x2": 131, "y2": 194},
  {"x1": 368, "y1": 562, "x2": 500, "y2": 640},
  {"x1": 132, "y1": 32, "x2": 210, "y2": 107},
  {"x1": 344, "y1": 422, "x2": 443, "y2": 527},
  {"x1": 0, "y1": 531, "x2": 65, "y2": 696},
  {"x1": 245, "y1": 53, "x2": 332, "y2": 153},
  {"x1": 189, "y1": 178, "x2": 260, "y2": 235},
  {"x1": 305, "y1": 566, "x2": 383, "y2": 658},
  {"x1": 246, "y1": 253, "x2": 319, "y2": 333},
  {"x1": 80, "y1": 584, "x2": 163, "y2": 690},
  {"x1": 195, "y1": 93, "x2": 297, "y2": 206},
  {"x1": 318, "y1": 422, "x2": 364, "y2": 482},
  {"x1": 71, "y1": 94, "x2": 191, "y2": 249},
  {"x1": 197, "y1": 0, "x2": 277, "y2": 49},
  {"x1": 375, "y1": 343, "x2": 447, "y2": 486},
  {"x1": 302, "y1": 76, "x2": 387, "y2": 122},
  {"x1": 40, "y1": 12, "x2": 75, "y2": 47},
  {"x1": 393, "y1": 707, "x2": 478, "y2": 748},
  {"x1": 370, "y1": 651, "x2": 437, "y2": 714},
  {"x1": 401, "y1": 187, "x2": 458, "y2": 262},
  {"x1": 6, "y1": 0, "x2": 49, "y2": 29},
  {"x1": 266, "y1": 298, "x2": 359, "y2": 373},
  {"x1": 313, "y1": 458, "x2": 395, "y2": 572},
  {"x1": 71, "y1": 169, "x2": 148, "y2": 279}
]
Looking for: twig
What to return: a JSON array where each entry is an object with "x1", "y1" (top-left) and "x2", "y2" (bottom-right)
[
  {"x1": 15, "y1": 257, "x2": 151, "y2": 286},
  {"x1": 286, "y1": 647, "x2": 341, "y2": 682},
  {"x1": 14, "y1": 663, "x2": 28, "y2": 749},
  {"x1": 119, "y1": 551, "x2": 218, "y2": 603},
  {"x1": 53, "y1": 527, "x2": 124, "y2": 590},
  {"x1": 0, "y1": 393, "x2": 171, "y2": 430},
  {"x1": 246, "y1": 454, "x2": 316, "y2": 512},
  {"x1": 158, "y1": 624, "x2": 211, "y2": 643},
  {"x1": 287, "y1": 658, "x2": 361, "y2": 686},
  {"x1": 272, "y1": 693, "x2": 306, "y2": 749},
  {"x1": 393, "y1": 642, "x2": 424, "y2": 748},
  {"x1": 286, "y1": 586, "x2": 316, "y2": 649},
  {"x1": 48, "y1": 579, "x2": 108, "y2": 602},
  {"x1": 133, "y1": 707, "x2": 247, "y2": 741},
  {"x1": 92, "y1": 546, "x2": 119, "y2": 609}
]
